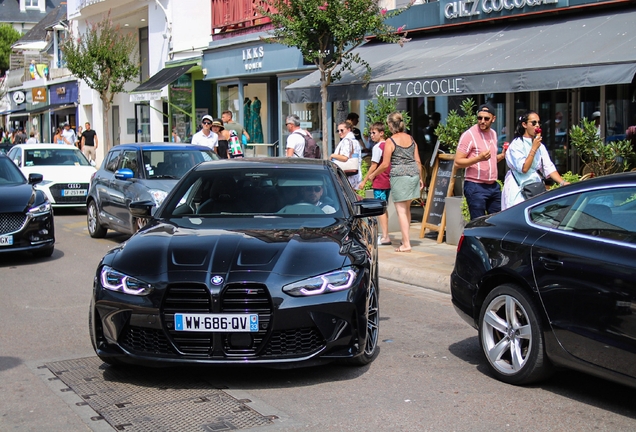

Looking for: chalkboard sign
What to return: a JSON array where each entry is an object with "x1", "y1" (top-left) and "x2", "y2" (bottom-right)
[{"x1": 420, "y1": 153, "x2": 458, "y2": 243}]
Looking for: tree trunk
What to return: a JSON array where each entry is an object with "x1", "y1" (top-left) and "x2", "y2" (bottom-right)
[
  {"x1": 320, "y1": 72, "x2": 329, "y2": 160},
  {"x1": 101, "y1": 94, "x2": 112, "y2": 152}
]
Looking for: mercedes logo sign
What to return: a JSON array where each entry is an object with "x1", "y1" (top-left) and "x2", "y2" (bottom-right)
[{"x1": 12, "y1": 91, "x2": 25, "y2": 105}]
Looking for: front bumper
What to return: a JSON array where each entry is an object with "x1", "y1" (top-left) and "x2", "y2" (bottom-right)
[
  {"x1": 0, "y1": 212, "x2": 55, "y2": 254},
  {"x1": 91, "y1": 272, "x2": 371, "y2": 367}
]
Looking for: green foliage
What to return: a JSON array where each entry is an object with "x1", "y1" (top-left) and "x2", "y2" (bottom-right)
[
  {"x1": 262, "y1": 0, "x2": 412, "y2": 157},
  {"x1": 0, "y1": 24, "x2": 22, "y2": 73},
  {"x1": 461, "y1": 196, "x2": 470, "y2": 222},
  {"x1": 61, "y1": 13, "x2": 139, "y2": 111},
  {"x1": 434, "y1": 98, "x2": 477, "y2": 153},
  {"x1": 357, "y1": 158, "x2": 372, "y2": 197},
  {"x1": 363, "y1": 91, "x2": 410, "y2": 139},
  {"x1": 569, "y1": 118, "x2": 635, "y2": 177},
  {"x1": 549, "y1": 171, "x2": 581, "y2": 190}
]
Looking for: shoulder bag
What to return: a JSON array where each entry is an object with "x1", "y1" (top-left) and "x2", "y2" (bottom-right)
[{"x1": 333, "y1": 138, "x2": 359, "y2": 176}]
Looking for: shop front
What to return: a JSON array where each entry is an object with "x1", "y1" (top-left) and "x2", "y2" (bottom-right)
[
  {"x1": 286, "y1": 2, "x2": 636, "y2": 175},
  {"x1": 7, "y1": 90, "x2": 28, "y2": 133},
  {"x1": 47, "y1": 81, "x2": 79, "y2": 140},
  {"x1": 203, "y1": 40, "x2": 317, "y2": 156}
]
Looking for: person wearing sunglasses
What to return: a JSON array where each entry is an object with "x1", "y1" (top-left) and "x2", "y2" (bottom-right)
[
  {"x1": 299, "y1": 184, "x2": 336, "y2": 214},
  {"x1": 331, "y1": 121, "x2": 362, "y2": 188},
  {"x1": 455, "y1": 103, "x2": 506, "y2": 220},
  {"x1": 502, "y1": 110, "x2": 569, "y2": 210},
  {"x1": 191, "y1": 115, "x2": 218, "y2": 150}
]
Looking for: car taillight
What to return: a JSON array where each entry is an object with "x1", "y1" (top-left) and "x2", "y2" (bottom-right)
[{"x1": 457, "y1": 234, "x2": 464, "y2": 252}]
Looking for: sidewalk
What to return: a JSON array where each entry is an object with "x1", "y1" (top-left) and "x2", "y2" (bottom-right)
[{"x1": 377, "y1": 209, "x2": 457, "y2": 294}]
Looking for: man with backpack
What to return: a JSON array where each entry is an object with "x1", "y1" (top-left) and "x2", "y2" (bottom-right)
[{"x1": 285, "y1": 114, "x2": 321, "y2": 158}]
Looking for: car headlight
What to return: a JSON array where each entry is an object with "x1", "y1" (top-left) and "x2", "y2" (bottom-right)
[
  {"x1": 148, "y1": 189, "x2": 168, "y2": 206},
  {"x1": 28, "y1": 200, "x2": 51, "y2": 215},
  {"x1": 283, "y1": 267, "x2": 358, "y2": 297},
  {"x1": 100, "y1": 265, "x2": 153, "y2": 296}
]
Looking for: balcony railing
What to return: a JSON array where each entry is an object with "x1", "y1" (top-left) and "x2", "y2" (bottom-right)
[{"x1": 212, "y1": 0, "x2": 276, "y2": 35}]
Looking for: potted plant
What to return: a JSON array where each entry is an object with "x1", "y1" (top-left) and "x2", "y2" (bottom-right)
[{"x1": 569, "y1": 118, "x2": 635, "y2": 177}]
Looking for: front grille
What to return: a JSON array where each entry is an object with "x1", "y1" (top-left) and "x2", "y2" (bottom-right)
[
  {"x1": 221, "y1": 284, "x2": 272, "y2": 355},
  {"x1": 162, "y1": 283, "x2": 213, "y2": 355},
  {"x1": 49, "y1": 183, "x2": 89, "y2": 204},
  {"x1": 120, "y1": 325, "x2": 173, "y2": 355},
  {"x1": 263, "y1": 328, "x2": 325, "y2": 357},
  {"x1": 0, "y1": 213, "x2": 27, "y2": 235}
]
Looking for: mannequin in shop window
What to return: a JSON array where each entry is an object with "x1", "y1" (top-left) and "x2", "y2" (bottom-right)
[
  {"x1": 250, "y1": 97, "x2": 263, "y2": 143},
  {"x1": 243, "y1": 97, "x2": 252, "y2": 143}
]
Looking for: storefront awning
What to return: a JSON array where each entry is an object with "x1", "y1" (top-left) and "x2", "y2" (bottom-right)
[
  {"x1": 27, "y1": 103, "x2": 77, "y2": 115},
  {"x1": 130, "y1": 64, "x2": 193, "y2": 95},
  {"x1": 285, "y1": 8, "x2": 636, "y2": 102}
]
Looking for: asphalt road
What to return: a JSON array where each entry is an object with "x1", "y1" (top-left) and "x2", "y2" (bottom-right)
[{"x1": 1, "y1": 210, "x2": 635, "y2": 431}]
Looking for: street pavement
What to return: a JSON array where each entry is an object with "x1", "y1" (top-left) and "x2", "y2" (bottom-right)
[{"x1": 378, "y1": 220, "x2": 457, "y2": 294}]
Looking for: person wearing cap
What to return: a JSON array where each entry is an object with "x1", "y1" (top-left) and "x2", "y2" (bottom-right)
[
  {"x1": 455, "y1": 103, "x2": 506, "y2": 220},
  {"x1": 191, "y1": 115, "x2": 218, "y2": 150},
  {"x1": 591, "y1": 111, "x2": 601, "y2": 137},
  {"x1": 211, "y1": 119, "x2": 230, "y2": 159}
]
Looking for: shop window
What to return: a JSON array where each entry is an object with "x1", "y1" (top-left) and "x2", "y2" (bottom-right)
[
  {"x1": 605, "y1": 84, "x2": 636, "y2": 144},
  {"x1": 539, "y1": 90, "x2": 570, "y2": 174},
  {"x1": 280, "y1": 78, "x2": 322, "y2": 157},
  {"x1": 170, "y1": 74, "x2": 193, "y2": 143},
  {"x1": 139, "y1": 27, "x2": 149, "y2": 83}
]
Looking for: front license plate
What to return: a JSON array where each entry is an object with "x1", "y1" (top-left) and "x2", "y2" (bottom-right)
[
  {"x1": 174, "y1": 313, "x2": 259, "y2": 332},
  {"x1": 0, "y1": 235, "x2": 13, "y2": 246},
  {"x1": 62, "y1": 189, "x2": 87, "y2": 196}
]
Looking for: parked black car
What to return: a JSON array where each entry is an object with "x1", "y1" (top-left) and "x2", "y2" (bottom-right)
[
  {"x1": 86, "y1": 143, "x2": 217, "y2": 237},
  {"x1": 90, "y1": 158, "x2": 386, "y2": 368},
  {"x1": 452, "y1": 172, "x2": 636, "y2": 388},
  {"x1": 0, "y1": 153, "x2": 54, "y2": 258}
]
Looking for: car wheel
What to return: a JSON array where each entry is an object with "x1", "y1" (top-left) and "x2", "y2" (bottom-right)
[
  {"x1": 87, "y1": 200, "x2": 107, "y2": 238},
  {"x1": 32, "y1": 245, "x2": 54, "y2": 258},
  {"x1": 478, "y1": 284, "x2": 553, "y2": 385},
  {"x1": 343, "y1": 279, "x2": 379, "y2": 366}
]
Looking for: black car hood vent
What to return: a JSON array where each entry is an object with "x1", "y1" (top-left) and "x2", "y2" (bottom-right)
[{"x1": 171, "y1": 247, "x2": 208, "y2": 266}]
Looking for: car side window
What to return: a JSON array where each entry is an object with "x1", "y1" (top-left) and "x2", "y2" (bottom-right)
[
  {"x1": 557, "y1": 187, "x2": 636, "y2": 244},
  {"x1": 528, "y1": 195, "x2": 575, "y2": 229},
  {"x1": 119, "y1": 151, "x2": 139, "y2": 177},
  {"x1": 105, "y1": 150, "x2": 122, "y2": 172}
]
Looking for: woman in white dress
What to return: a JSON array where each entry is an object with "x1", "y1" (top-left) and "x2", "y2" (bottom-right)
[
  {"x1": 502, "y1": 111, "x2": 569, "y2": 210},
  {"x1": 331, "y1": 121, "x2": 362, "y2": 188}
]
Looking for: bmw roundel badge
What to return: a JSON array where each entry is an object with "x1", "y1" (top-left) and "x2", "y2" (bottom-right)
[{"x1": 211, "y1": 275, "x2": 224, "y2": 286}]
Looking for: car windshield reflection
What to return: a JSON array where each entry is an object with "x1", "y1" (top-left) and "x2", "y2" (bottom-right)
[
  {"x1": 24, "y1": 148, "x2": 91, "y2": 166},
  {"x1": 142, "y1": 150, "x2": 216, "y2": 179},
  {"x1": 163, "y1": 168, "x2": 342, "y2": 218}
]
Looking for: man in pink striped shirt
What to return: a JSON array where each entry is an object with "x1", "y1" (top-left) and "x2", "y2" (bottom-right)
[{"x1": 455, "y1": 103, "x2": 506, "y2": 220}]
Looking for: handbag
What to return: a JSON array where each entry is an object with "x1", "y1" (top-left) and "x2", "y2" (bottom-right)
[
  {"x1": 512, "y1": 170, "x2": 545, "y2": 200},
  {"x1": 333, "y1": 138, "x2": 359, "y2": 176}
]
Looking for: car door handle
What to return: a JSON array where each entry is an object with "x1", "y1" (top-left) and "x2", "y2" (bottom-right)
[{"x1": 538, "y1": 256, "x2": 563, "y2": 269}]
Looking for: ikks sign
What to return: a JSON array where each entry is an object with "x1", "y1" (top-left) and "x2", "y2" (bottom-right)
[
  {"x1": 443, "y1": 0, "x2": 559, "y2": 20},
  {"x1": 242, "y1": 46, "x2": 264, "y2": 71}
]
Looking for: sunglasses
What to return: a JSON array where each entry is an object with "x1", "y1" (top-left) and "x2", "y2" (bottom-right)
[
  {"x1": 527, "y1": 120, "x2": 541, "y2": 126},
  {"x1": 303, "y1": 186, "x2": 322, "y2": 192},
  {"x1": 370, "y1": 131, "x2": 378, "y2": 135},
  {"x1": 338, "y1": 129, "x2": 347, "y2": 133},
  {"x1": 202, "y1": 121, "x2": 212, "y2": 125},
  {"x1": 477, "y1": 116, "x2": 492, "y2": 121}
]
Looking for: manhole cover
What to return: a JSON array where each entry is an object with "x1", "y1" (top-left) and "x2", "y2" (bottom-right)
[{"x1": 45, "y1": 357, "x2": 275, "y2": 431}]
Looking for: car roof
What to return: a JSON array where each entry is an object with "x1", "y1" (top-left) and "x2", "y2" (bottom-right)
[
  {"x1": 194, "y1": 157, "x2": 333, "y2": 172},
  {"x1": 107, "y1": 143, "x2": 212, "y2": 152},
  {"x1": 12, "y1": 143, "x2": 83, "y2": 150}
]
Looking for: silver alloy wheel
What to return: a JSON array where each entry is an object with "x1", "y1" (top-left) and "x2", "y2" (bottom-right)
[
  {"x1": 365, "y1": 282, "x2": 379, "y2": 356},
  {"x1": 88, "y1": 202, "x2": 98, "y2": 234},
  {"x1": 481, "y1": 294, "x2": 532, "y2": 375}
]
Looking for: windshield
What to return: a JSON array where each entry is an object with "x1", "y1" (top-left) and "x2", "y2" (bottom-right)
[
  {"x1": 161, "y1": 168, "x2": 343, "y2": 218},
  {"x1": 142, "y1": 149, "x2": 217, "y2": 179},
  {"x1": 0, "y1": 157, "x2": 26, "y2": 184},
  {"x1": 25, "y1": 148, "x2": 91, "y2": 166}
]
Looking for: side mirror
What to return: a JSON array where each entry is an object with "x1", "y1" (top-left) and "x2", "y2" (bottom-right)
[
  {"x1": 129, "y1": 200, "x2": 155, "y2": 218},
  {"x1": 352, "y1": 198, "x2": 386, "y2": 218},
  {"x1": 115, "y1": 168, "x2": 134, "y2": 180},
  {"x1": 28, "y1": 173, "x2": 43, "y2": 185}
]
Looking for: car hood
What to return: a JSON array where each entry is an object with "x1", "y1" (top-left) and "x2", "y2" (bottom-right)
[
  {"x1": 2, "y1": 183, "x2": 37, "y2": 211},
  {"x1": 135, "y1": 178, "x2": 179, "y2": 192},
  {"x1": 21, "y1": 165, "x2": 96, "y2": 183},
  {"x1": 107, "y1": 220, "x2": 353, "y2": 280}
]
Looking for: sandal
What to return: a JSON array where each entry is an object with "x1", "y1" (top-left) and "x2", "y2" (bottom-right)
[
  {"x1": 395, "y1": 246, "x2": 411, "y2": 253},
  {"x1": 380, "y1": 240, "x2": 392, "y2": 245}
]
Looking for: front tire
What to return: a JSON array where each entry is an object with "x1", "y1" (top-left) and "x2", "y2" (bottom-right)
[
  {"x1": 344, "y1": 279, "x2": 379, "y2": 366},
  {"x1": 87, "y1": 200, "x2": 107, "y2": 238},
  {"x1": 478, "y1": 284, "x2": 553, "y2": 385}
]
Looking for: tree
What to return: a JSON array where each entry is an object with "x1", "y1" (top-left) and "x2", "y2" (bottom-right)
[
  {"x1": 62, "y1": 13, "x2": 139, "y2": 151},
  {"x1": 0, "y1": 24, "x2": 22, "y2": 75},
  {"x1": 263, "y1": 0, "x2": 411, "y2": 158}
]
